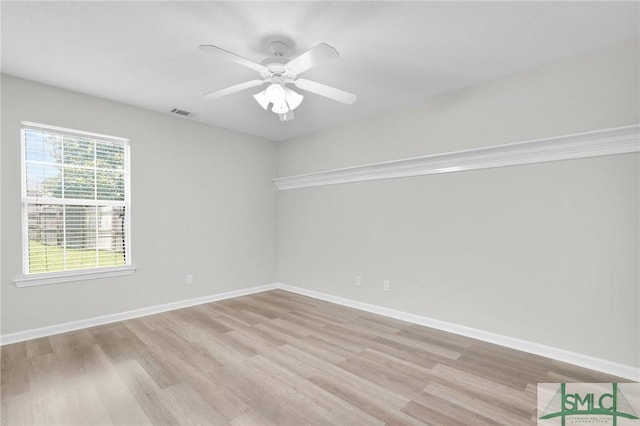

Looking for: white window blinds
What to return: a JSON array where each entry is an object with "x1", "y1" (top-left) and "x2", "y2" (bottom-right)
[{"x1": 21, "y1": 122, "x2": 131, "y2": 275}]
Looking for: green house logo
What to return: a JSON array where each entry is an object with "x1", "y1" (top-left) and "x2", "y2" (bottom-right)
[{"x1": 539, "y1": 383, "x2": 639, "y2": 426}]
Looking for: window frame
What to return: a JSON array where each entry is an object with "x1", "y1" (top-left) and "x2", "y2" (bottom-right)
[{"x1": 16, "y1": 121, "x2": 135, "y2": 287}]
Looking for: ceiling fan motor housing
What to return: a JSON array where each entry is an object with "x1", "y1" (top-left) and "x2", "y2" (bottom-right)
[
  {"x1": 270, "y1": 41, "x2": 288, "y2": 56},
  {"x1": 259, "y1": 63, "x2": 296, "y2": 83},
  {"x1": 259, "y1": 41, "x2": 297, "y2": 82}
]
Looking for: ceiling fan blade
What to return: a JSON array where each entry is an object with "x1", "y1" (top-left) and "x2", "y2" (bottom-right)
[
  {"x1": 294, "y1": 79, "x2": 357, "y2": 104},
  {"x1": 286, "y1": 43, "x2": 339, "y2": 75},
  {"x1": 204, "y1": 79, "x2": 266, "y2": 98},
  {"x1": 199, "y1": 45, "x2": 267, "y2": 73}
]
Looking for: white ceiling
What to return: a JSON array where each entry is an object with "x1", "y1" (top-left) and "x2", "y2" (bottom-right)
[{"x1": 2, "y1": 1, "x2": 638, "y2": 142}]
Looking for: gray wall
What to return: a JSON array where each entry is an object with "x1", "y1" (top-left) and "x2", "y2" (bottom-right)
[
  {"x1": 1, "y1": 75, "x2": 278, "y2": 334},
  {"x1": 277, "y1": 39, "x2": 640, "y2": 367}
]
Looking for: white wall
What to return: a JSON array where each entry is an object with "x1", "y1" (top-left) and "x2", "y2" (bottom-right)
[
  {"x1": 277, "y1": 39, "x2": 640, "y2": 367},
  {"x1": 1, "y1": 75, "x2": 278, "y2": 334}
]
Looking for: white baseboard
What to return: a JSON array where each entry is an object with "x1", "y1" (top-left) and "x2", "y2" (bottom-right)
[
  {"x1": 276, "y1": 283, "x2": 640, "y2": 382},
  {"x1": 0, "y1": 283, "x2": 278, "y2": 346},
  {"x1": 2, "y1": 281, "x2": 637, "y2": 381}
]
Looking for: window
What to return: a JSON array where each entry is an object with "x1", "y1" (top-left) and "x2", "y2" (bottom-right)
[{"x1": 19, "y1": 122, "x2": 132, "y2": 284}]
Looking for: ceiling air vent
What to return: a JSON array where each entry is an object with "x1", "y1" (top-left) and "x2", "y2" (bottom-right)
[{"x1": 170, "y1": 108, "x2": 192, "y2": 117}]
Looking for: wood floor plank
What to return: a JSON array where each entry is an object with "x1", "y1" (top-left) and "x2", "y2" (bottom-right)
[
  {"x1": 1, "y1": 392, "x2": 33, "y2": 426},
  {"x1": 438, "y1": 351, "x2": 535, "y2": 391},
  {"x1": 302, "y1": 334, "x2": 361, "y2": 359},
  {"x1": 546, "y1": 360, "x2": 634, "y2": 383},
  {"x1": 428, "y1": 363, "x2": 535, "y2": 417},
  {"x1": 61, "y1": 374, "x2": 114, "y2": 425},
  {"x1": 375, "y1": 332, "x2": 463, "y2": 360},
  {"x1": 157, "y1": 349, "x2": 253, "y2": 423},
  {"x1": 348, "y1": 316, "x2": 402, "y2": 335},
  {"x1": 171, "y1": 306, "x2": 233, "y2": 334},
  {"x1": 408, "y1": 389, "x2": 500, "y2": 425},
  {"x1": 308, "y1": 374, "x2": 422, "y2": 426},
  {"x1": 130, "y1": 351, "x2": 180, "y2": 389},
  {"x1": 157, "y1": 382, "x2": 230, "y2": 426},
  {"x1": 230, "y1": 411, "x2": 278, "y2": 426},
  {"x1": 0, "y1": 342, "x2": 30, "y2": 399},
  {"x1": 284, "y1": 336, "x2": 347, "y2": 365},
  {"x1": 338, "y1": 354, "x2": 430, "y2": 397},
  {"x1": 396, "y1": 325, "x2": 472, "y2": 352},
  {"x1": 1, "y1": 289, "x2": 632, "y2": 426},
  {"x1": 358, "y1": 347, "x2": 435, "y2": 381},
  {"x1": 215, "y1": 360, "x2": 326, "y2": 426},
  {"x1": 367, "y1": 336, "x2": 442, "y2": 368},
  {"x1": 422, "y1": 381, "x2": 531, "y2": 425},
  {"x1": 402, "y1": 399, "x2": 467, "y2": 426},
  {"x1": 115, "y1": 360, "x2": 178, "y2": 425},
  {"x1": 250, "y1": 354, "x2": 385, "y2": 426},
  {"x1": 83, "y1": 346, "x2": 153, "y2": 425},
  {"x1": 25, "y1": 337, "x2": 52, "y2": 359},
  {"x1": 210, "y1": 312, "x2": 258, "y2": 332}
]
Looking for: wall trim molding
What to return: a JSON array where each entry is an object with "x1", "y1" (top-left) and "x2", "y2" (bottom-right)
[
  {"x1": 2, "y1": 282, "x2": 637, "y2": 381},
  {"x1": 272, "y1": 124, "x2": 640, "y2": 190},
  {"x1": 276, "y1": 283, "x2": 640, "y2": 382},
  {"x1": 0, "y1": 283, "x2": 278, "y2": 346},
  {"x1": 14, "y1": 265, "x2": 137, "y2": 287}
]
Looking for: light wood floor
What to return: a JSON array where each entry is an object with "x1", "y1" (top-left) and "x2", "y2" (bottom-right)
[{"x1": 1, "y1": 290, "x2": 628, "y2": 425}]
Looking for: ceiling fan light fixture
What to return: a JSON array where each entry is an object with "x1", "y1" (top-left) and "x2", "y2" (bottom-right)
[
  {"x1": 280, "y1": 111, "x2": 295, "y2": 122},
  {"x1": 265, "y1": 83, "x2": 286, "y2": 105},
  {"x1": 254, "y1": 85, "x2": 300, "y2": 117},
  {"x1": 271, "y1": 100, "x2": 289, "y2": 114},
  {"x1": 253, "y1": 90, "x2": 269, "y2": 110},
  {"x1": 284, "y1": 87, "x2": 303, "y2": 110}
]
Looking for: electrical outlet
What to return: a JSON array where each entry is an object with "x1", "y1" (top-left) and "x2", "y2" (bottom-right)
[
  {"x1": 383, "y1": 280, "x2": 390, "y2": 291},
  {"x1": 186, "y1": 274, "x2": 194, "y2": 285},
  {"x1": 355, "y1": 275, "x2": 362, "y2": 287}
]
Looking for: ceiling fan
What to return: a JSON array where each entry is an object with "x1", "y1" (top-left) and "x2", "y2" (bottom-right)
[{"x1": 199, "y1": 41, "x2": 357, "y2": 121}]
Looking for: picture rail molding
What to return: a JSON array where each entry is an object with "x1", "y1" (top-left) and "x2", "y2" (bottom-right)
[{"x1": 272, "y1": 124, "x2": 640, "y2": 191}]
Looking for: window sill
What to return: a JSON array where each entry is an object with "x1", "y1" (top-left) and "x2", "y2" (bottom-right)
[{"x1": 14, "y1": 266, "x2": 137, "y2": 287}]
